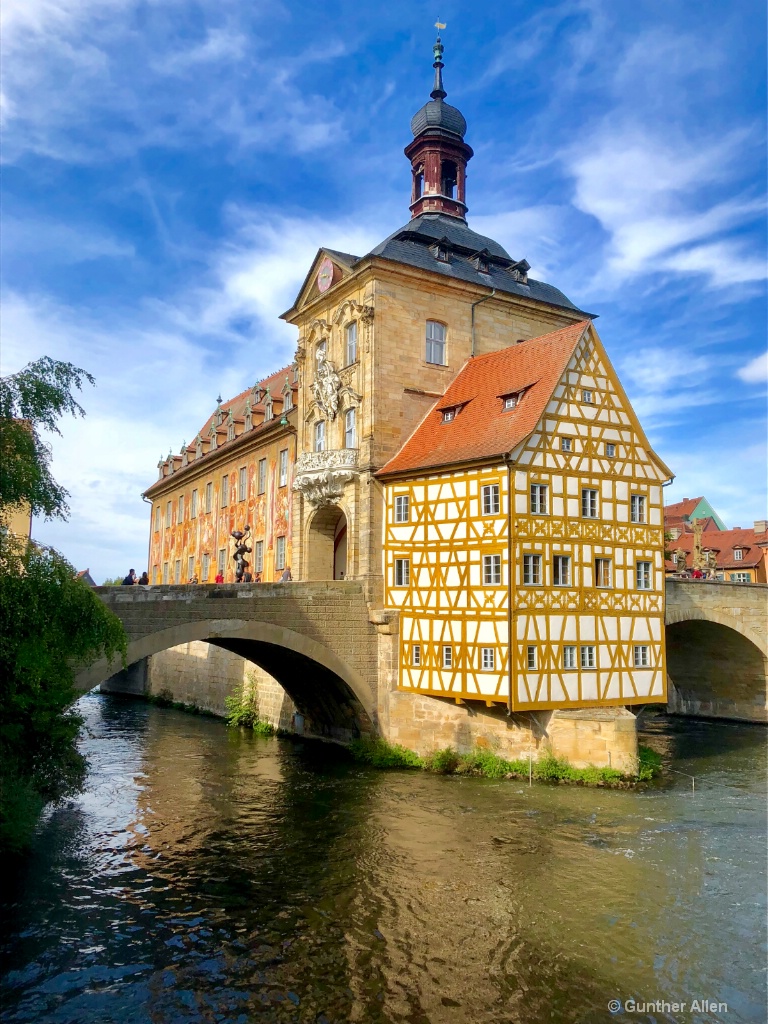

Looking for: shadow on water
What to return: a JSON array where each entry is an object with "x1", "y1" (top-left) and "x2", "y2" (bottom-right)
[{"x1": 1, "y1": 693, "x2": 766, "y2": 1024}]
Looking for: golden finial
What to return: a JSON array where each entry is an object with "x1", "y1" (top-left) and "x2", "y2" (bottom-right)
[{"x1": 435, "y1": 20, "x2": 446, "y2": 31}]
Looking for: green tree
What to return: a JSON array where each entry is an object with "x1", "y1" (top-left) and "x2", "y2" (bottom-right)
[
  {"x1": 0, "y1": 358, "x2": 127, "y2": 853},
  {"x1": 0, "y1": 357, "x2": 94, "y2": 523}
]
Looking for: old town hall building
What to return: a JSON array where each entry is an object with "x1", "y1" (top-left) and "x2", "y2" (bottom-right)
[{"x1": 144, "y1": 35, "x2": 671, "y2": 735}]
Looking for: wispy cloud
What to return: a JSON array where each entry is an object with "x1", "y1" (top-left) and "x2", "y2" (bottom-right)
[{"x1": 737, "y1": 351, "x2": 768, "y2": 384}]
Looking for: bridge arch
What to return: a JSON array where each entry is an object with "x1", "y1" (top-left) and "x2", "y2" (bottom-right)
[
  {"x1": 75, "y1": 616, "x2": 376, "y2": 740},
  {"x1": 665, "y1": 616, "x2": 767, "y2": 724}
]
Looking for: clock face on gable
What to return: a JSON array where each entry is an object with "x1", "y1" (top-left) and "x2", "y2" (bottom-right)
[{"x1": 316, "y1": 257, "x2": 334, "y2": 293}]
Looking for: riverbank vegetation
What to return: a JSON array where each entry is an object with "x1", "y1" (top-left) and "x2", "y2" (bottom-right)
[
  {"x1": 224, "y1": 679, "x2": 276, "y2": 736},
  {"x1": 348, "y1": 737, "x2": 663, "y2": 786},
  {"x1": 0, "y1": 358, "x2": 127, "y2": 855}
]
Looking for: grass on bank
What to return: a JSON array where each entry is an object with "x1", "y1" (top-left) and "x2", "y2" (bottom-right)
[
  {"x1": 348, "y1": 737, "x2": 663, "y2": 786},
  {"x1": 223, "y1": 681, "x2": 276, "y2": 737}
]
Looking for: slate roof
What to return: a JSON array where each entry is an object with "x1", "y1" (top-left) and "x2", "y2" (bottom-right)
[
  {"x1": 377, "y1": 321, "x2": 591, "y2": 477},
  {"x1": 367, "y1": 214, "x2": 587, "y2": 313},
  {"x1": 665, "y1": 526, "x2": 768, "y2": 571},
  {"x1": 410, "y1": 98, "x2": 467, "y2": 138}
]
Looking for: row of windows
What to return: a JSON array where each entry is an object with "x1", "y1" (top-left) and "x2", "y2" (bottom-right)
[
  {"x1": 393, "y1": 487, "x2": 648, "y2": 523},
  {"x1": 313, "y1": 408, "x2": 356, "y2": 452},
  {"x1": 156, "y1": 536, "x2": 287, "y2": 583},
  {"x1": 155, "y1": 451, "x2": 290, "y2": 530},
  {"x1": 409, "y1": 644, "x2": 653, "y2": 671},
  {"x1": 560, "y1": 437, "x2": 621, "y2": 459},
  {"x1": 393, "y1": 556, "x2": 654, "y2": 590}
]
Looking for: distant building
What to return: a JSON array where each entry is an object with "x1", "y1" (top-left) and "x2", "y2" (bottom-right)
[
  {"x1": 77, "y1": 569, "x2": 97, "y2": 587},
  {"x1": 665, "y1": 521, "x2": 768, "y2": 583},
  {"x1": 664, "y1": 496, "x2": 727, "y2": 538}
]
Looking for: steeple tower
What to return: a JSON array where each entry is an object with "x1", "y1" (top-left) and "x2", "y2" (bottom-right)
[{"x1": 405, "y1": 31, "x2": 474, "y2": 220}]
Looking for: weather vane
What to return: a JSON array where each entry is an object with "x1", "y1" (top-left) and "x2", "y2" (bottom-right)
[{"x1": 435, "y1": 19, "x2": 446, "y2": 31}]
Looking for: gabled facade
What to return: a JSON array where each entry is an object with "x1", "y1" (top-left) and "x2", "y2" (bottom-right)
[
  {"x1": 378, "y1": 322, "x2": 672, "y2": 711},
  {"x1": 664, "y1": 496, "x2": 727, "y2": 536}
]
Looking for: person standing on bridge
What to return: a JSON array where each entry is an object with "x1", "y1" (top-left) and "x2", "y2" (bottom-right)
[
  {"x1": 121, "y1": 569, "x2": 137, "y2": 585},
  {"x1": 138, "y1": 571, "x2": 149, "y2": 586},
  {"x1": 278, "y1": 566, "x2": 292, "y2": 582}
]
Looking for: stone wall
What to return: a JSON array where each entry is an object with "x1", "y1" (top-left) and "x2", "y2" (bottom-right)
[{"x1": 146, "y1": 642, "x2": 297, "y2": 730}]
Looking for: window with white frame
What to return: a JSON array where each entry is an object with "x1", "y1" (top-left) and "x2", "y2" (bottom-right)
[
  {"x1": 177, "y1": 495, "x2": 184, "y2": 524},
  {"x1": 165, "y1": 501, "x2": 172, "y2": 528},
  {"x1": 734, "y1": 548, "x2": 744, "y2": 561},
  {"x1": 442, "y1": 408, "x2": 455, "y2": 423},
  {"x1": 394, "y1": 495, "x2": 410, "y2": 523},
  {"x1": 442, "y1": 646, "x2": 452, "y2": 668},
  {"x1": 561, "y1": 437, "x2": 572, "y2": 452},
  {"x1": 481, "y1": 647, "x2": 495, "y2": 671},
  {"x1": 154, "y1": 506, "x2": 161, "y2": 532},
  {"x1": 580, "y1": 645, "x2": 596, "y2": 669},
  {"x1": 581, "y1": 488, "x2": 598, "y2": 518},
  {"x1": 283, "y1": 389, "x2": 293, "y2": 411},
  {"x1": 206, "y1": 481, "x2": 213, "y2": 514},
  {"x1": 191, "y1": 489, "x2": 198, "y2": 518},
  {"x1": 482, "y1": 484, "x2": 500, "y2": 515},
  {"x1": 345, "y1": 321, "x2": 358, "y2": 365},
  {"x1": 630, "y1": 494, "x2": 646, "y2": 523},
  {"x1": 314, "y1": 420, "x2": 326, "y2": 452},
  {"x1": 582, "y1": 388, "x2": 594, "y2": 403},
  {"x1": 553, "y1": 555, "x2": 571, "y2": 586},
  {"x1": 394, "y1": 558, "x2": 410, "y2": 587},
  {"x1": 258, "y1": 459, "x2": 267, "y2": 495},
  {"x1": 412, "y1": 645, "x2": 421, "y2": 666},
  {"x1": 425, "y1": 320, "x2": 447, "y2": 365},
  {"x1": 483, "y1": 554, "x2": 501, "y2": 585},
  {"x1": 255, "y1": 540, "x2": 264, "y2": 573},
  {"x1": 730, "y1": 572, "x2": 750, "y2": 582},
  {"x1": 174, "y1": 560, "x2": 181, "y2": 584},
  {"x1": 595, "y1": 558, "x2": 612, "y2": 587},
  {"x1": 202, "y1": 553, "x2": 210, "y2": 581},
  {"x1": 239, "y1": 467, "x2": 247, "y2": 502},
  {"x1": 523, "y1": 554, "x2": 542, "y2": 585},
  {"x1": 345, "y1": 408, "x2": 356, "y2": 448},
  {"x1": 264, "y1": 398, "x2": 273, "y2": 422},
  {"x1": 526, "y1": 646, "x2": 537, "y2": 670},
  {"x1": 502, "y1": 393, "x2": 519, "y2": 411},
  {"x1": 633, "y1": 645, "x2": 650, "y2": 667},
  {"x1": 530, "y1": 483, "x2": 548, "y2": 514},
  {"x1": 221, "y1": 475, "x2": 229, "y2": 507},
  {"x1": 162, "y1": 562, "x2": 169, "y2": 584},
  {"x1": 217, "y1": 549, "x2": 226, "y2": 576},
  {"x1": 636, "y1": 561, "x2": 652, "y2": 590},
  {"x1": 606, "y1": 443, "x2": 616, "y2": 458},
  {"x1": 188, "y1": 556, "x2": 195, "y2": 580},
  {"x1": 275, "y1": 536, "x2": 286, "y2": 570},
  {"x1": 279, "y1": 449, "x2": 288, "y2": 487},
  {"x1": 563, "y1": 645, "x2": 577, "y2": 670}
]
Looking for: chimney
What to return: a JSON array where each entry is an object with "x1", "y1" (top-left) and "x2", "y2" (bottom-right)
[{"x1": 754, "y1": 520, "x2": 768, "y2": 533}]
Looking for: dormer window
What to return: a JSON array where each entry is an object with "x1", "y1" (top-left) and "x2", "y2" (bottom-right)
[
  {"x1": 244, "y1": 398, "x2": 252, "y2": 432},
  {"x1": 734, "y1": 548, "x2": 744, "y2": 561},
  {"x1": 227, "y1": 409, "x2": 235, "y2": 442},
  {"x1": 253, "y1": 385, "x2": 263, "y2": 405},
  {"x1": 472, "y1": 249, "x2": 491, "y2": 274},
  {"x1": 181, "y1": 443, "x2": 188, "y2": 467},
  {"x1": 501, "y1": 389, "x2": 525, "y2": 411},
  {"x1": 510, "y1": 259, "x2": 530, "y2": 284},
  {"x1": 442, "y1": 407, "x2": 457, "y2": 423},
  {"x1": 215, "y1": 396, "x2": 223, "y2": 427},
  {"x1": 283, "y1": 389, "x2": 293, "y2": 412},
  {"x1": 431, "y1": 242, "x2": 449, "y2": 263},
  {"x1": 209, "y1": 424, "x2": 217, "y2": 451},
  {"x1": 264, "y1": 389, "x2": 273, "y2": 421},
  {"x1": 195, "y1": 434, "x2": 203, "y2": 459}
]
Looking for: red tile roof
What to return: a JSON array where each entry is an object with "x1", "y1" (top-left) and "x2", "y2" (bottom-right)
[
  {"x1": 378, "y1": 322, "x2": 591, "y2": 477},
  {"x1": 664, "y1": 497, "x2": 704, "y2": 519},
  {"x1": 665, "y1": 526, "x2": 768, "y2": 570}
]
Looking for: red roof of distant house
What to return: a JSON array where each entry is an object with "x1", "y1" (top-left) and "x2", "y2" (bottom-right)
[
  {"x1": 666, "y1": 526, "x2": 768, "y2": 570},
  {"x1": 666, "y1": 515, "x2": 718, "y2": 537},
  {"x1": 378, "y1": 321, "x2": 591, "y2": 477},
  {"x1": 664, "y1": 497, "x2": 704, "y2": 520}
]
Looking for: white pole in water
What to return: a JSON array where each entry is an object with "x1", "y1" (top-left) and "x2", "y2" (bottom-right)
[{"x1": 665, "y1": 765, "x2": 696, "y2": 794}]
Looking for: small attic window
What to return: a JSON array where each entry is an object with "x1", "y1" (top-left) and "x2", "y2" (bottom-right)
[
  {"x1": 431, "y1": 242, "x2": 449, "y2": 263},
  {"x1": 501, "y1": 389, "x2": 525, "y2": 411},
  {"x1": 582, "y1": 388, "x2": 594, "y2": 404},
  {"x1": 283, "y1": 389, "x2": 293, "y2": 412},
  {"x1": 442, "y1": 409, "x2": 456, "y2": 423}
]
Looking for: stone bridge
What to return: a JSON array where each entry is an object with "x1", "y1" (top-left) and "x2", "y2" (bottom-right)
[
  {"x1": 80, "y1": 579, "x2": 768, "y2": 750},
  {"x1": 665, "y1": 579, "x2": 767, "y2": 723},
  {"x1": 77, "y1": 581, "x2": 387, "y2": 742}
]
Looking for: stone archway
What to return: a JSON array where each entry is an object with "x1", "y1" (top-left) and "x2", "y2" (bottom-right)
[
  {"x1": 666, "y1": 619, "x2": 768, "y2": 723},
  {"x1": 307, "y1": 505, "x2": 347, "y2": 581}
]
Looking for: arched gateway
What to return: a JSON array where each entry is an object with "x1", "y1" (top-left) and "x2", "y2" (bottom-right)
[{"x1": 77, "y1": 582, "x2": 380, "y2": 741}]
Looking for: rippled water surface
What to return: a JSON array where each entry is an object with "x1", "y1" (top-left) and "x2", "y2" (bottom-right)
[{"x1": 0, "y1": 694, "x2": 765, "y2": 1024}]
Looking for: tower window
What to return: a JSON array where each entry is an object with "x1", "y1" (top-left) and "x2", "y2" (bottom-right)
[
  {"x1": 414, "y1": 167, "x2": 424, "y2": 199},
  {"x1": 441, "y1": 160, "x2": 458, "y2": 199},
  {"x1": 426, "y1": 321, "x2": 447, "y2": 365}
]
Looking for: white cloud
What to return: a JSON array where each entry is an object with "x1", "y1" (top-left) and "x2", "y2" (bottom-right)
[{"x1": 737, "y1": 351, "x2": 768, "y2": 384}]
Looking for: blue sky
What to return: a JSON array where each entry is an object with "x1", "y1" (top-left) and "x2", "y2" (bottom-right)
[{"x1": 2, "y1": 0, "x2": 766, "y2": 582}]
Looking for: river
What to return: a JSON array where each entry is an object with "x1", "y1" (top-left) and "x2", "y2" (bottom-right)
[{"x1": 0, "y1": 693, "x2": 765, "y2": 1024}]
